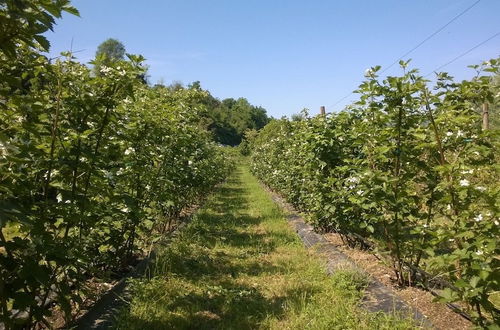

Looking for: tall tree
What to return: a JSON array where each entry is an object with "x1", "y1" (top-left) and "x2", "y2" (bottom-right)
[
  {"x1": 93, "y1": 38, "x2": 125, "y2": 75},
  {"x1": 95, "y1": 38, "x2": 125, "y2": 61}
]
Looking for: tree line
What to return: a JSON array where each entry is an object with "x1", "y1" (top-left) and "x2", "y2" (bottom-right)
[{"x1": 96, "y1": 38, "x2": 271, "y2": 146}]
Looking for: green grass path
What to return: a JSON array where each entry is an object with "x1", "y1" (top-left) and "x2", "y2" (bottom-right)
[{"x1": 115, "y1": 163, "x2": 416, "y2": 329}]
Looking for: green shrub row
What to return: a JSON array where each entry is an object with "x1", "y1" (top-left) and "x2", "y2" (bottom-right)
[
  {"x1": 251, "y1": 60, "x2": 499, "y2": 325},
  {"x1": 0, "y1": 50, "x2": 234, "y2": 327}
]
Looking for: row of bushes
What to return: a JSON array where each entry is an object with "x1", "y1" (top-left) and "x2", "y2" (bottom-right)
[
  {"x1": 251, "y1": 59, "x2": 499, "y2": 325},
  {"x1": 0, "y1": 49, "x2": 234, "y2": 328}
]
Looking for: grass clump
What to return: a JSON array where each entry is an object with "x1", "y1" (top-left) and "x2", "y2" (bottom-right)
[{"x1": 114, "y1": 163, "x2": 419, "y2": 329}]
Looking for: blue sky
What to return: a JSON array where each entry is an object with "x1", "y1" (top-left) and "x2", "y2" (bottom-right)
[{"x1": 45, "y1": 0, "x2": 500, "y2": 118}]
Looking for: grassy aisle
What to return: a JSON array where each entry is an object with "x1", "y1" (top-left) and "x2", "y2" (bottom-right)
[{"x1": 115, "y1": 163, "x2": 416, "y2": 329}]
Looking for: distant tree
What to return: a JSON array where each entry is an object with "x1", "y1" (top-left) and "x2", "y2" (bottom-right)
[
  {"x1": 206, "y1": 97, "x2": 270, "y2": 145},
  {"x1": 168, "y1": 81, "x2": 184, "y2": 92},
  {"x1": 250, "y1": 106, "x2": 269, "y2": 129},
  {"x1": 95, "y1": 38, "x2": 125, "y2": 61},
  {"x1": 171, "y1": 81, "x2": 271, "y2": 145},
  {"x1": 291, "y1": 108, "x2": 309, "y2": 121},
  {"x1": 93, "y1": 38, "x2": 125, "y2": 75},
  {"x1": 188, "y1": 81, "x2": 202, "y2": 90}
]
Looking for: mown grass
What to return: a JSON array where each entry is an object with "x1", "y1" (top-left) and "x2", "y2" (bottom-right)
[{"x1": 114, "y1": 163, "x2": 419, "y2": 329}]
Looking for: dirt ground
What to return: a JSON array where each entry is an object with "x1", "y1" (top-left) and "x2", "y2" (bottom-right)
[{"x1": 324, "y1": 232, "x2": 473, "y2": 330}]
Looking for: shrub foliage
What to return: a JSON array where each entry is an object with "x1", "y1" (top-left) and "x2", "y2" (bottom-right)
[{"x1": 251, "y1": 60, "x2": 500, "y2": 325}]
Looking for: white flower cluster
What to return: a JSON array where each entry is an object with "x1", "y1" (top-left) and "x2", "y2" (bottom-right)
[
  {"x1": 116, "y1": 66, "x2": 126, "y2": 76},
  {"x1": 100, "y1": 66, "x2": 112, "y2": 74},
  {"x1": 99, "y1": 65, "x2": 127, "y2": 76},
  {"x1": 364, "y1": 68, "x2": 375, "y2": 78},
  {"x1": 56, "y1": 193, "x2": 71, "y2": 204},
  {"x1": 0, "y1": 141, "x2": 7, "y2": 159},
  {"x1": 346, "y1": 176, "x2": 359, "y2": 190},
  {"x1": 445, "y1": 130, "x2": 465, "y2": 138}
]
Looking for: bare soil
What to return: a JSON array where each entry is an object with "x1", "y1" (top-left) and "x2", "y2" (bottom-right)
[{"x1": 324, "y1": 232, "x2": 473, "y2": 330}]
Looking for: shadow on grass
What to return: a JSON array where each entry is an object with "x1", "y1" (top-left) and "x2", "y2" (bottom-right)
[
  {"x1": 120, "y1": 280, "x2": 322, "y2": 330},
  {"x1": 116, "y1": 167, "x2": 311, "y2": 329}
]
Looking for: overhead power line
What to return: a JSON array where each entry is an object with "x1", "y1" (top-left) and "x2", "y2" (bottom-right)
[
  {"x1": 380, "y1": 0, "x2": 481, "y2": 74},
  {"x1": 327, "y1": 0, "x2": 482, "y2": 110},
  {"x1": 330, "y1": 91, "x2": 355, "y2": 108},
  {"x1": 425, "y1": 31, "x2": 500, "y2": 77}
]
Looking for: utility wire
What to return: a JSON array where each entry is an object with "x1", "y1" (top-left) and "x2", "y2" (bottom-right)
[
  {"x1": 380, "y1": 0, "x2": 481, "y2": 74},
  {"x1": 424, "y1": 31, "x2": 500, "y2": 77},
  {"x1": 327, "y1": 0, "x2": 481, "y2": 110},
  {"x1": 330, "y1": 91, "x2": 355, "y2": 107}
]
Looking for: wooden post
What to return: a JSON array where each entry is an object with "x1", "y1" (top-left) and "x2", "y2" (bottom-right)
[
  {"x1": 320, "y1": 106, "x2": 326, "y2": 116},
  {"x1": 482, "y1": 103, "x2": 489, "y2": 130}
]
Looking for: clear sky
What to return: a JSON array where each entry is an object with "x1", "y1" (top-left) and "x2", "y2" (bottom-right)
[{"x1": 45, "y1": 0, "x2": 500, "y2": 118}]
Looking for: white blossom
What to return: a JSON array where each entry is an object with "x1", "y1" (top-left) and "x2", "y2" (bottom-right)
[
  {"x1": 347, "y1": 177, "x2": 359, "y2": 184},
  {"x1": 121, "y1": 207, "x2": 130, "y2": 213},
  {"x1": 103, "y1": 171, "x2": 113, "y2": 180},
  {"x1": 474, "y1": 214, "x2": 483, "y2": 222},
  {"x1": 446, "y1": 131, "x2": 453, "y2": 137},
  {"x1": 56, "y1": 193, "x2": 63, "y2": 203},
  {"x1": 459, "y1": 179, "x2": 469, "y2": 187},
  {"x1": 475, "y1": 186, "x2": 486, "y2": 192},
  {"x1": 124, "y1": 147, "x2": 134, "y2": 155},
  {"x1": 475, "y1": 250, "x2": 483, "y2": 256},
  {"x1": 100, "y1": 66, "x2": 112, "y2": 74}
]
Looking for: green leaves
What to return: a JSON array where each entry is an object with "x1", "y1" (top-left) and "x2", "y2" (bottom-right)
[
  {"x1": 0, "y1": 0, "x2": 79, "y2": 57},
  {"x1": 0, "y1": 44, "x2": 234, "y2": 327},
  {"x1": 251, "y1": 57, "x2": 500, "y2": 325}
]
